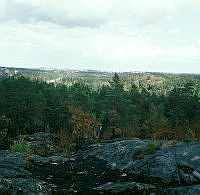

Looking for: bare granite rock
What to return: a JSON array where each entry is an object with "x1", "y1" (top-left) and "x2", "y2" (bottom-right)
[{"x1": 1, "y1": 139, "x2": 200, "y2": 194}]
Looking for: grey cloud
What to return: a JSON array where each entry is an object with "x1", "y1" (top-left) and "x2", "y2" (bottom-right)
[
  {"x1": 0, "y1": 0, "x2": 105, "y2": 28},
  {"x1": 1, "y1": 0, "x2": 199, "y2": 31}
]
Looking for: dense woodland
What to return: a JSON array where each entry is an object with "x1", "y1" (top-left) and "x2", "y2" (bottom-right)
[{"x1": 0, "y1": 71, "x2": 200, "y2": 149}]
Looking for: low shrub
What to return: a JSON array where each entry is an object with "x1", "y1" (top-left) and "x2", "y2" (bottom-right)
[
  {"x1": 143, "y1": 143, "x2": 162, "y2": 155},
  {"x1": 10, "y1": 137, "x2": 33, "y2": 154}
]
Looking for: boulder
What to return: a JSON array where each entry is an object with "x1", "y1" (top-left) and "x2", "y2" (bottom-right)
[
  {"x1": 23, "y1": 132, "x2": 61, "y2": 156},
  {"x1": 129, "y1": 142, "x2": 200, "y2": 186},
  {"x1": 78, "y1": 139, "x2": 152, "y2": 170}
]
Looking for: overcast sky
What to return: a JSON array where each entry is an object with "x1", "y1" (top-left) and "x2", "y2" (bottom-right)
[{"x1": 0, "y1": 0, "x2": 200, "y2": 73}]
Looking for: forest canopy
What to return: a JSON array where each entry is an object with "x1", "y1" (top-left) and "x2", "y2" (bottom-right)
[{"x1": 0, "y1": 72, "x2": 200, "y2": 147}]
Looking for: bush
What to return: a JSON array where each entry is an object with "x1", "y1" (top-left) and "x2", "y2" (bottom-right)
[
  {"x1": 10, "y1": 137, "x2": 33, "y2": 154},
  {"x1": 143, "y1": 143, "x2": 162, "y2": 155}
]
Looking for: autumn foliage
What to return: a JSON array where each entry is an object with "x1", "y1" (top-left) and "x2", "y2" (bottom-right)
[{"x1": 67, "y1": 105, "x2": 101, "y2": 148}]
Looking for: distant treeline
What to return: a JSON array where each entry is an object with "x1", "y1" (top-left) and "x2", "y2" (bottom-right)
[{"x1": 0, "y1": 73, "x2": 200, "y2": 146}]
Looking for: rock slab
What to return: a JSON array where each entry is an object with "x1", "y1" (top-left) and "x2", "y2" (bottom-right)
[{"x1": 1, "y1": 139, "x2": 200, "y2": 194}]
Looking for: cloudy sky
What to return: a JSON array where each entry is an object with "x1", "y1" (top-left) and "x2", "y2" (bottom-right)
[{"x1": 0, "y1": 0, "x2": 200, "y2": 73}]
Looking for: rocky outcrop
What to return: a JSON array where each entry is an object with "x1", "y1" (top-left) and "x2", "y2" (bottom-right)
[
  {"x1": 94, "y1": 182, "x2": 156, "y2": 194},
  {"x1": 129, "y1": 142, "x2": 200, "y2": 186},
  {"x1": 79, "y1": 138, "x2": 152, "y2": 170},
  {"x1": 152, "y1": 185, "x2": 200, "y2": 195},
  {"x1": 0, "y1": 137, "x2": 13, "y2": 150},
  {"x1": 1, "y1": 139, "x2": 200, "y2": 194},
  {"x1": 0, "y1": 150, "x2": 51, "y2": 193},
  {"x1": 23, "y1": 132, "x2": 61, "y2": 156}
]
